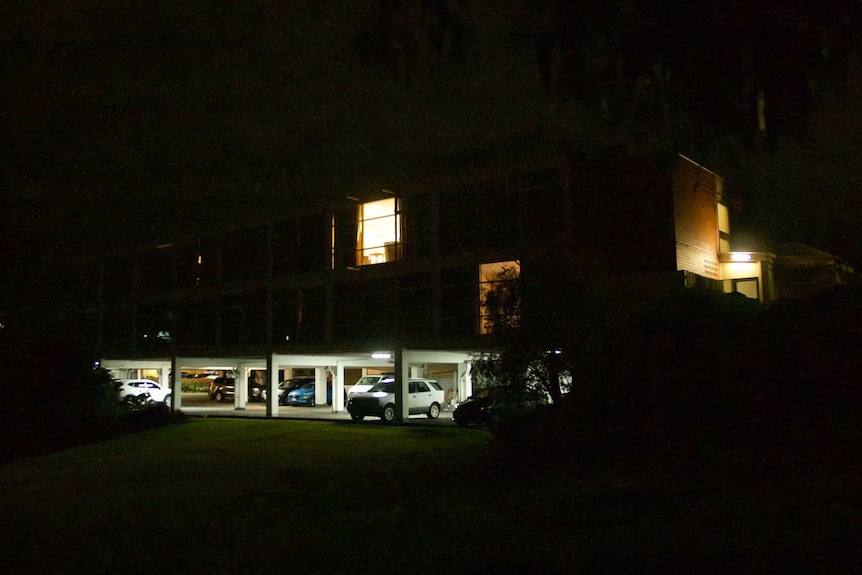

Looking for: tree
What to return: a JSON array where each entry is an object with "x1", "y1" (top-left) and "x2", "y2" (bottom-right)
[
  {"x1": 509, "y1": 0, "x2": 860, "y2": 152},
  {"x1": 473, "y1": 262, "x2": 575, "y2": 404}
]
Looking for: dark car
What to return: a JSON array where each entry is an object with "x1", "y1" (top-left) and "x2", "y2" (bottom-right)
[
  {"x1": 209, "y1": 377, "x2": 236, "y2": 402},
  {"x1": 453, "y1": 385, "x2": 547, "y2": 427},
  {"x1": 248, "y1": 377, "x2": 267, "y2": 403}
]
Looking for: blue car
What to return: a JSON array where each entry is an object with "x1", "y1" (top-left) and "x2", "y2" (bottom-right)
[{"x1": 285, "y1": 382, "x2": 332, "y2": 407}]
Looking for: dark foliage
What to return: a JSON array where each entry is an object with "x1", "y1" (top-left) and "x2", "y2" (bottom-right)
[
  {"x1": 0, "y1": 323, "x2": 189, "y2": 463},
  {"x1": 0, "y1": 208, "x2": 187, "y2": 464},
  {"x1": 500, "y1": 285, "x2": 862, "y2": 477}
]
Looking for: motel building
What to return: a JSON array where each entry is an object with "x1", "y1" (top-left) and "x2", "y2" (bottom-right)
[{"x1": 88, "y1": 155, "x2": 811, "y2": 420}]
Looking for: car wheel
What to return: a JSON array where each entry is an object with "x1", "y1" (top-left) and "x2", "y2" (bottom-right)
[
  {"x1": 215, "y1": 390, "x2": 224, "y2": 402},
  {"x1": 164, "y1": 394, "x2": 172, "y2": 409},
  {"x1": 427, "y1": 402, "x2": 440, "y2": 419},
  {"x1": 350, "y1": 412, "x2": 364, "y2": 421},
  {"x1": 382, "y1": 404, "x2": 396, "y2": 422}
]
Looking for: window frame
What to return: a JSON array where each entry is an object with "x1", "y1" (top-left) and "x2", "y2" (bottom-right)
[
  {"x1": 478, "y1": 260, "x2": 521, "y2": 335},
  {"x1": 356, "y1": 197, "x2": 402, "y2": 266}
]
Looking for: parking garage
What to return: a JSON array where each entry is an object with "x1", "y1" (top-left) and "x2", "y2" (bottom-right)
[{"x1": 102, "y1": 348, "x2": 476, "y2": 422}]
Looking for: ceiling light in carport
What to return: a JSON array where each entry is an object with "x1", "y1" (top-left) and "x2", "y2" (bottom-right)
[{"x1": 371, "y1": 352, "x2": 391, "y2": 360}]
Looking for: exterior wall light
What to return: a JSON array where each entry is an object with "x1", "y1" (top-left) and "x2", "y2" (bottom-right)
[
  {"x1": 371, "y1": 352, "x2": 391, "y2": 360},
  {"x1": 730, "y1": 253, "x2": 752, "y2": 261}
]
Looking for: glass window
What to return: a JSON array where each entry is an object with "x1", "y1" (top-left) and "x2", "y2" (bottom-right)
[
  {"x1": 357, "y1": 198, "x2": 401, "y2": 265},
  {"x1": 479, "y1": 261, "x2": 521, "y2": 334},
  {"x1": 733, "y1": 278, "x2": 759, "y2": 300},
  {"x1": 370, "y1": 381, "x2": 394, "y2": 393}
]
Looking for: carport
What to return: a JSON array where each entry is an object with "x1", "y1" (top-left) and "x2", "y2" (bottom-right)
[{"x1": 101, "y1": 348, "x2": 476, "y2": 421}]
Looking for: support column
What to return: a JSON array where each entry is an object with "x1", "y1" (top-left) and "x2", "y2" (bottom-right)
[
  {"x1": 456, "y1": 361, "x2": 472, "y2": 405},
  {"x1": 236, "y1": 363, "x2": 249, "y2": 410},
  {"x1": 314, "y1": 367, "x2": 327, "y2": 407},
  {"x1": 171, "y1": 356, "x2": 181, "y2": 411},
  {"x1": 333, "y1": 363, "x2": 345, "y2": 412},
  {"x1": 159, "y1": 363, "x2": 171, "y2": 389},
  {"x1": 393, "y1": 347, "x2": 410, "y2": 421},
  {"x1": 266, "y1": 354, "x2": 278, "y2": 417}
]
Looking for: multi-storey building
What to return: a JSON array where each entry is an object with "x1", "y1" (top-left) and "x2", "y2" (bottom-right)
[
  {"x1": 87, "y1": 151, "x2": 779, "y2": 419},
  {"x1": 69, "y1": 3, "x2": 847, "y2": 418}
]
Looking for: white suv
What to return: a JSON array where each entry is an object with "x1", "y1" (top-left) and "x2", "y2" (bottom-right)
[
  {"x1": 115, "y1": 379, "x2": 172, "y2": 408},
  {"x1": 347, "y1": 378, "x2": 444, "y2": 422}
]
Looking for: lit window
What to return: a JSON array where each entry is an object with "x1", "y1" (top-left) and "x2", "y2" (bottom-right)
[
  {"x1": 357, "y1": 198, "x2": 401, "y2": 265},
  {"x1": 479, "y1": 261, "x2": 521, "y2": 334},
  {"x1": 726, "y1": 277, "x2": 759, "y2": 300}
]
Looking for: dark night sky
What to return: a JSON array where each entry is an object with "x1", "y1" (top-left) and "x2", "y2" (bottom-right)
[{"x1": 3, "y1": 1, "x2": 862, "y2": 265}]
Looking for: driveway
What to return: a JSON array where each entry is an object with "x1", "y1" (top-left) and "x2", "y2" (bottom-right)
[{"x1": 177, "y1": 392, "x2": 455, "y2": 424}]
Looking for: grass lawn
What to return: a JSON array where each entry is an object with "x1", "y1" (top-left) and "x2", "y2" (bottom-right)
[{"x1": 0, "y1": 418, "x2": 855, "y2": 574}]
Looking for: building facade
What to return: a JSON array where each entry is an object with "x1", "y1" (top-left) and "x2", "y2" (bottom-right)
[{"x1": 86, "y1": 153, "x2": 780, "y2": 417}]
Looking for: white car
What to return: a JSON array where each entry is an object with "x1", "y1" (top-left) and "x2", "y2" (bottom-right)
[
  {"x1": 115, "y1": 379, "x2": 172, "y2": 408},
  {"x1": 347, "y1": 378, "x2": 444, "y2": 422}
]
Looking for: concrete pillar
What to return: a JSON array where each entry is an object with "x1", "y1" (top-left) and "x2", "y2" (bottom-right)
[
  {"x1": 393, "y1": 348, "x2": 411, "y2": 421},
  {"x1": 236, "y1": 363, "x2": 249, "y2": 410},
  {"x1": 456, "y1": 361, "x2": 472, "y2": 405},
  {"x1": 159, "y1": 364, "x2": 171, "y2": 388},
  {"x1": 160, "y1": 362, "x2": 172, "y2": 409},
  {"x1": 333, "y1": 363, "x2": 345, "y2": 412},
  {"x1": 266, "y1": 354, "x2": 278, "y2": 418},
  {"x1": 171, "y1": 356, "x2": 181, "y2": 411},
  {"x1": 314, "y1": 367, "x2": 326, "y2": 406}
]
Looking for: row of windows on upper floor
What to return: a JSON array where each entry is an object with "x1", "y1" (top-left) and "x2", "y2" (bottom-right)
[
  {"x1": 90, "y1": 260, "x2": 522, "y2": 355},
  {"x1": 81, "y1": 172, "x2": 562, "y2": 303}
]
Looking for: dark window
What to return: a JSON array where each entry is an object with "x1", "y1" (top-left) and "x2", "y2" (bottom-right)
[
  {"x1": 296, "y1": 285, "x2": 326, "y2": 343},
  {"x1": 332, "y1": 205, "x2": 359, "y2": 269},
  {"x1": 103, "y1": 256, "x2": 134, "y2": 304},
  {"x1": 439, "y1": 187, "x2": 477, "y2": 257},
  {"x1": 175, "y1": 299, "x2": 217, "y2": 351},
  {"x1": 102, "y1": 307, "x2": 134, "y2": 355},
  {"x1": 219, "y1": 290, "x2": 266, "y2": 350},
  {"x1": 297, "y1": 214, "x2": 330, "y2": 273},
  {"x1": 440, "y1": 266, "x2": 474, "y2": 336},
  {"x1": 272, "y1": 219, "x2": 299, "y2": 278},
  {"x1": 334, "y1": 278, "x2": 394, "y2": 342},
  {"x1": 412, "y1": 381, "x2": 430, "y2": 393},
  {"x1": 138, "y1": 248, "x2": 173, "y2": 297},
  {"x1": 223, "y1": 227, "x2": 266, "y2": 284},
  {"x1": 273, "y1": 289, "x2": 302, "y2": 344},
  {"x1": 478, "y1": 178, "x2": 521, "y2": 252},
  {"x1": 402, "y1": 194, "x2": 433, "y2": 260},
  {"x1": 397, "y1": 273, "x2": 433, "y2": 337}
]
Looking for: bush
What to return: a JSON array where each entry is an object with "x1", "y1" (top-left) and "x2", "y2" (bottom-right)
[
  {"x1": 0, "y1": 326, "x2": 189, "y2": 462},
  {"x1": 496, "y1": 286, "x2": 862, "y2": 475}
]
